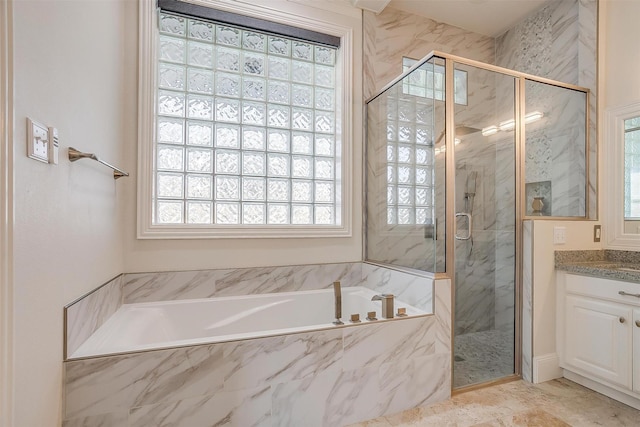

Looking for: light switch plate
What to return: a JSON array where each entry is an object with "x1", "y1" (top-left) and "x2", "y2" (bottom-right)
[
  {"x1": 554, "y1": 226, "x2": 566, "y2": 244},
  {"x1": 27, "y1": 118, "x2": 49, "y2": 163},
  {"x1": 594, "y1": 224, "x2": 601, "y2": 242}
]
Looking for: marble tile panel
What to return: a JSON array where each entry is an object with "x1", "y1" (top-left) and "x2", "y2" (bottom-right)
[
  {"x1": 342, "y1": 316, "x2": 436, "y2": 371},
  {"x1": 128, "y1": 386, "x2": 271, "y2": 427},
  {"x1": 123, "y1": 270, "x2": 217, "y2": 303},
  {"x1": 221, "y1": 328, "x2": 342, "y2": 391},
  {"x1": 62, "y1": 411, "x2": 128, "y2": 427},
  {"x1": 66, "y1": 275, "x2": 123, "y2": 359},
  {"x1": 64, "y1": 344, "x2": 225, "y2": 420},
  {"x1": 522, "y1": 221, "x2": 533, "y2": 383},
  {"x1": 433, "y1": 278, "x2": 452, "y2": 354},
  {"x1": 361, "y1": 263, "x2": 433, "y2": 312}
]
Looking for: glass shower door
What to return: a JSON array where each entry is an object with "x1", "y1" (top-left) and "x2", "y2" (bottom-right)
[{"x1": 452, "y1": 63, "x2": 517, "y2": 388}]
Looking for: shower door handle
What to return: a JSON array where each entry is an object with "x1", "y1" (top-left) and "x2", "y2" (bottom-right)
[{"x1": 455, "y1": 212, "x2": 472, "y2": 240}]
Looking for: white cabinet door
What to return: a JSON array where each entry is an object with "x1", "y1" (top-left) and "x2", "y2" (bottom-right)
[
  {"x1": 634, "y1": 309, "x2": 640, "y2": 394},
  {"x1": 564, "y1": 294, "x2": 633, "y2": 389}
]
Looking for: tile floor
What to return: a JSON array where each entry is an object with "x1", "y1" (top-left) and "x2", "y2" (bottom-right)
[
  {"x1": 348, "y1": 378, "x2": 640, "y2": 426},
  {"x1": 454, "y1": 329, "x2": 514, "y2": 388}
]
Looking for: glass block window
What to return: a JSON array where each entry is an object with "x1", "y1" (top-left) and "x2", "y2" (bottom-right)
[
  {"x1": 154, "y1": 11, "x2": 339, "y2": 226},
  {"x1": 624, "y1": 117, "x2": 640, "y2": 218},
  {"x1": 402, "y1": 57, "x2": 467, "y2": 105},
  {"x1": 385, "y1": 89, "x2": 435, "y2": 226}
]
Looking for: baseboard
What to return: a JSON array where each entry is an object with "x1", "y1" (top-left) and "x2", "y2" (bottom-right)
[
  {"x1": 533, "y1": 353, "x2": 563, "y2": 383},
  {"x1": 564, "y1": 370, "x2": 640, "y2": 410}
]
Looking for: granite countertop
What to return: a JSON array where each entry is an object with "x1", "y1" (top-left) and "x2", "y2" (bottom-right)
[{"x1": 555, "y1": 250, "x2": 640, "y2": 283}]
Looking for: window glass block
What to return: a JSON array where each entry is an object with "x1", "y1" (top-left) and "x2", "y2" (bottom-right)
[
  {"x1": 315, "y1": 205, "x2": 333, "y2": 225},
  {"x1": 268, "y1": 105, "x2": 290, "y2": 128},
  {"x1": 293, "y1": 133, "x2": 313, "y2": 154},
  {"x1": 186, "y1": 148, "x2": 212, "y2": 173},
  {"x1": 188, "y1": 20, "x2": 213, "y2": 41},
  {"x1": 314, "y1": 65, "x2": 334, "y2": 87},
  {"x1": 243, "y1": 31, "x2": 266, "y2": 52},
  {"x1": 187, "y1": 175, "x2": 213, "y2": 199},
  {"x1": 387, "y1": 145, "x2": 395, "y2": 162},
  {"x1": 268, "y1": 130, "x2": 289, "y2": 152},
  {"x1": 387, "y1": 165, "x2": 395, "y2": 183},
  {"x1": 268, "y1": 153, "x2": 289, "y2": 176},
  {"x1": 268, "y1": 179, "x2": 289, "y2": 201},
  {"x1": 215, "y1": 98, "x2": 240, "y2": 123},
  {"x1": 415, "y1": 147, "x2": 428, "y2": 164},
  {"x1": 315, "y1": 158, "x2": 333, "y2": 179},
  {"x1": 387, "y1": 99, "x2": 398, "y2": 120},
  {"x1": 187, "y1": 41, "x2": 214, "y2": 68},
  {"x1": 397, "y1": 145, "x2": 412, "y2": 163},
  {"x1": 292, "y1": 205, "x2": 312, "y2": 224},
  {"x1": 157, "y1": 145, "x2": 184, "y2": 171},
  {"x1": 268, "y1": 81, "x2": 290, "y2": 104},
  {"x1": 398, "y1": 166, "x2": 412, "y2": 184},
  {"x1": 416, "y1": 167, "x2": 430, "y2": 185},
  {"x1": 292, "y1": 156, "x2": 312, "y2": 178},
  {"x1": 188, "y1": 121, "x2": 213, "y2": 146},
  {"x1": 243, "y1": 52, "x2": 265, "y2": 75},
  {"x1": 292, "y1": 61, "x2": 313, "y2": 84},
  {"x1": 216, "y1": 26, "x2": 241, "y2": 47},
  {"x1": 398, "y1": 208, "x2": 412, "y2": 225},
  {"x1": 187, "y1": 68, "x2": 214, "y2": 94},
  {"x1": 416, "y1": 188, "x2": 429, "y2": 205},
  {"x1": 158, "y1": 117, "x2": 184, "y2": 145},
  {"x1": 268, "y1": 204, "x2": 290, "y2": 224},
  {"x1": 216, "y1": 47, "x2": 240, "y2": 72},
  {"x1": 216, "y1": 202, "x2": 239, "y2": 224},
  {"x1": 243, "y1": 77, "x2": 266, "y2": 101},
  {"x1": 314, "y1": 46, "x2": 335, "y2": 65},
  {"x1": 160, "y1": 36, "x2": 185, "y2": 63},
  {"x1": 416, "y1": 126, "x2": 431, "y2": 145},
  {"x1": 158, "y1": 90, "x2": 185, "y2": 117},
  {"x1": 268, "y1": 36, "x2": 290, "y2": 56},
  {"x1": 157, "y1": 173, "x2": 184, "y2": 198},
  {"x1": 187, "y1": 95, "x2": 214, "y2": 120},
  {"x1": 242, "y1": 101, "x2": 266, "y2": 126},
  {"x1": 159, "y1": 63, "x2": 185, "y2": 90},
  {"x1": 292, "y1": 84, "x2": 313, "y2": 108},
  {"x1": 314, "y1": 111, "x2": 334, "y2": 134},
  {"x1": 157, "y1": 200, "x2": 183, "y2": 223},
  {"x1": 159, "y1": 13, "x2": 185, "y2": 36},
  {"x1": 314, "y1": 88, "x2": 334, "y2": 111},
  {"x1": 242, "y1": 177, "x2": 266, "y2": 200},
  {"x1": 315, "y1": 135, "x2": 333, "y2": 156},
  {"x1": 268, "y1": 57, "x2": 290, "y2": 80},
  {"x1": 214, "y1": 176, "x2": 239, "y2": 200},
  {"x1": 415, "y1": 107, "x2": 430, "y2": 125},
  {"x1": 315, "y1": 181, "x2": 333, "y2": 202},
  {"x1": 387, "y1": 186, "x2": 396, "y2": 204},
  {"x1": 398, "y1": 125, "x2": 413, "y2": 142},
  {"x1": 398, "y1": 186, "x2": 412, "y2": 205},
  {"x1": 292, "y1": 180, "x2": 312, "y2": 202},
  {"x1": 216, "y1": 150, "x2": 240, "y2": 174},
  {"x1": 387, "y1": 122, "x2": 397, "y2": 141},
  {"x1": 387, "y1": 207, "x2": 396, "y2": 225},
  {"x1": 215, "y1": 124, "x2": 239, "y2": 148},
  {"x1": 216, "y1": 72, "x2": 240, "y2": 98},
  {"x1": 416, "y1": 208, "x2": 429, "y2": 225},
  {"x1": 292, "y1": 41, "x2": 312, "y2": 61},
  {"x1": 187, "y1": 201, "x2": 212, "y2": 224},
  {"x1": 243, "y1": 203, "x2": 265, "y2": 224},
  {"x1": 242, "y1": 127, "x2": 265, "y2": 150},
  {"x1": 242, "y1": 152, "x2": 266, "y2": 175},
  {"x1": 292, "y1": 108, "x2": 312, "y2": 131}
]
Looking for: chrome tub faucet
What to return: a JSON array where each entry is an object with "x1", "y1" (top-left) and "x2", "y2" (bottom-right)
[{"x1": 371, "y1": 294, "x2": 394, "y2": 319}]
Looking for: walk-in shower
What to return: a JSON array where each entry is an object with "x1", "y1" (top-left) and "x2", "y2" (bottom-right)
[{"x1": 365, "y1": 51, "x2": 589, "y2": 389}]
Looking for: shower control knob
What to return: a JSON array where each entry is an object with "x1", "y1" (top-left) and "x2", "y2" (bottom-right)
[{"x1": 366, "y1": 311, "x2": 377, "y2": 321}]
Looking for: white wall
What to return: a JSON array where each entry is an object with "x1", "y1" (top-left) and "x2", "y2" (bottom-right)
[
  {"x1": 11, "y1": 0, "x2": 133, "y2": 425},
  {"x1": 123, "y1": 0, "x2": 364, "y2": 273}
]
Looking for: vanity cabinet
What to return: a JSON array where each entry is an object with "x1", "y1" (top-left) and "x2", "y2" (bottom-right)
[{"x1": 558, "y1": 273, "x2": 640, "y2": 404}]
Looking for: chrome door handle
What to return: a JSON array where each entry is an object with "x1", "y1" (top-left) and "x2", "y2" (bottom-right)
[
  {"x1": 455, "y1": 212, "x2": 472, "y2": 240},
  {"x1": 618, "y1": 291, "x2": 640, "y2": 298}
]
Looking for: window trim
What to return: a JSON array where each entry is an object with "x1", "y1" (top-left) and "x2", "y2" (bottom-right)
[{"x1": 137, "y1": 0, "x2": 353, "y2": 239}]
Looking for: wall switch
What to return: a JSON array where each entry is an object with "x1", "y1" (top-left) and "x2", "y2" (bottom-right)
[
  {"x1": 553, "y1": 226, "x2": 566, "y2": 244},
  {"x1": 594, "y1": 224, "x2": 601, "y2": 242},
  {"x1": 27, "y1": 118, "x2": 49, "y2": 163}
]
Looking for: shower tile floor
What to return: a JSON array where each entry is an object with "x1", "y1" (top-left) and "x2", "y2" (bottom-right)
[
  {"x1": 454, "y1": 329, "x2": 514, "y2": 388},
  {"x1": 348, "y1": 378, "x2": 640, "y2": 426}
]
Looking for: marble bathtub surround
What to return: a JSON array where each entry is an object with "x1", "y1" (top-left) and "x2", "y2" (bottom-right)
[
  {"x1": 555, "y1": 249, "x2": 640, "y2": 282},
  {"x1": 63, "y1": 279, "x2": 452, "y2": 426},
  {"x1": 64, "y1": 274, "x2": 123, "y2": 359}
]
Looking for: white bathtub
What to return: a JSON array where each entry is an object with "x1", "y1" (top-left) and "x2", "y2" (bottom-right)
[{"x1": 69, "y1": 286, "x2": 426, "y2": 359}]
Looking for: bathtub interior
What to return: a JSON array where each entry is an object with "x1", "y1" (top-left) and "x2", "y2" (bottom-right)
[{"x1": 69, "y1": 286, "x2": 430, "y2": 359}]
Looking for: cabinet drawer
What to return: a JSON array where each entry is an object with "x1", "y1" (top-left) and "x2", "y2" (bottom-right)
[{"x1": 566, "y1": 274, "x2": 640, "y2": 306}]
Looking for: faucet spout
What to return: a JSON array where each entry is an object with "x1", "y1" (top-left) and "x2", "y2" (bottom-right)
[
  {"x1": 332, "y1": 281, "x2": 343, "y2": 325},
  {"x1": 371, "y1": 293, "x2": 394, "y2": 319}
]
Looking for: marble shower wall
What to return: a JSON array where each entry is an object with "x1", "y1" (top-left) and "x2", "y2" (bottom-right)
[{"x1": 62, "y1": 277, "x2": 450, "y2": 427}]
